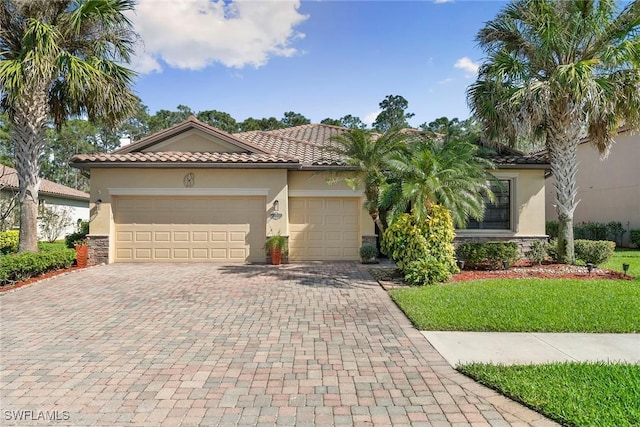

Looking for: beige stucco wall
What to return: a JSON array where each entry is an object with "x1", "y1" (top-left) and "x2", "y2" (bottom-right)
[
  {"x1": 545, "y1": 133, "x2": 639, "y2": 244},
  {"x1": 89, "y1": 168, "x2": 288, "y2": 262},
  {"x1": 457, "y1": 169, "x2": 547, "y2": 238},
  {"x1": 288, "y1": 171, "x2": 375, "y2": 237},
  {"x1": 142, "y1": 130, "x2": 243, "y2": 153}
]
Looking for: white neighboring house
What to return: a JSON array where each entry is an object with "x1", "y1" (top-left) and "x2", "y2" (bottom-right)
[{"x1": 0, "y1": 165, "x2": 90, "y2": 240}]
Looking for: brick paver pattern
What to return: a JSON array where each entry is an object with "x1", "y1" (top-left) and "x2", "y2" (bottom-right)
[{"x1": 1, "y1": 263, "x2": 556, "y2": 426}]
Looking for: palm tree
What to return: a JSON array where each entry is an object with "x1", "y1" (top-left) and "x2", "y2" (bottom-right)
[
  {"x1": 0, "y1": 0, "x2": 138, "y2": 252},
  {"x1": 325, "y1": 129, "x2": 408, "y2": 233},
  {"x1": 381, "y1": 136, "x2": 496, "y2": 227},
  {"x1": 468, "y1": 0, "x2": 640, "y2": 263}
]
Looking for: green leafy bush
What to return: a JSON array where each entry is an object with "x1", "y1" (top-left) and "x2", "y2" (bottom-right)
[
  {"x1": 545, "y1": 239, "x2": 559, "y2": 262},
  {"x1": 359, "y1": 244, "x2": 378, "y2": 262},
  {"x1": 64, "y1": 221, "x2": 89, "y2": 249},
  {"x1": 574, "y1": 222, "x2": 608, "y2": 241},
  {"x1": 630, "y1": 229, "x2": 640, "y2": 248},
  {"x1": 574, "y1": 240, "x2": 616, "y2": 266},
  {"x1": 404, "y1": 256, "x2": 453, "y2": 286},
  {"x1": 457, "y1": 241, "x2": 520, "y2": 269},
  {"x1": 0, "y1": 230, "x2": 19, "y2": 254},
  {"x1": 525, "y1": 240, "x2": 547, "y2": 265},
  {"x1": 0, "y1": 249, "x2": 75, "y2": 285},
  {"x1": 547, "y1": 220, "x2": 626, "y2": 246},
  {"x1": 546, "y1": 221, "x2": 559, "y2": 239},
  {"x1": 605, "y1": 221, "x2": 625, "y2": 245},
  {"x1": 456, "y1": 242, "x2": 486, "y2": 266},
  {"x1": 381, "y1": 205, "x2": 458, "y2": 285}
]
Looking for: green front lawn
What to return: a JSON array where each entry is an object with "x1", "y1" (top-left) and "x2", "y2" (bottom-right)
[
  {"x1": 390, "y1": 278, "x2": 639, "y2": 332},
  {"x1": 390, "y1": 254, "x2": 640, "y2": 427},
  {"x1": 459, "y1": 362, "x2": 640, "y2": 427},
  {"x1": 602, "y1": 248, "x2": 640, "y2": 276}
]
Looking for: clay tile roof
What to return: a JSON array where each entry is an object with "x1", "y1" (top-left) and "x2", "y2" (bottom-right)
[
  {"x1": 486, "y1": 146, "x2": 550, "y2": 166},
  {"x1": 69, "y1": 118, "x2": 549, "y2": 170},
  {"x1": 234, "y1": 124, "x2": 350, "y2": 167},
  {"x1": 0, "y1": 165, "x2": 89, "y2": 201},
  {"x1": 71, "y1": 151, "x2": 298, "y2": 166}
]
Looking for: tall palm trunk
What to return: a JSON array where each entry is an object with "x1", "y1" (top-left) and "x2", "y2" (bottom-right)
[
  {"x1": 365, "y1": 187, "x2": 385, "y2": 233},
  {"x1": 548, "y1": 121, "x2": 581, "y2": 264},
  {"x1": 12, "y1": 86, "x2": 49, "y2": 252}
]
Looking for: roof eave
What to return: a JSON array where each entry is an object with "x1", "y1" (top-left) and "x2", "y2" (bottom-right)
[
  {"x1": 70, "y1": 161, "x2": 302, "y2": 170},
  {"x1": 1, "y1": 186, "x2": 89, "y2": 201},
  {"x1": 495, "y1": 163, "x2": 551, "y2": 170},
  {"x1": 300, "y1": 164, "x2": 358, "y2": 171}
]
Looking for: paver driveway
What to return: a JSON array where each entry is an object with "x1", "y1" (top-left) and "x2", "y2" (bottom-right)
[{"x1": 1, "y1": 263, "x2": 556, "y2": 426}]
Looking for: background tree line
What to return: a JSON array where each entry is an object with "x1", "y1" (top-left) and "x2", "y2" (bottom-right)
[{"x1": 0, "y1": 94, "x2": 484, "y2": 192}]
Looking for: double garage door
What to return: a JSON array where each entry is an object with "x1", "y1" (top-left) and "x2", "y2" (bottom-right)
[
  {"x1": 113, "y1": 195, "x2": 361, "y2": 263},
  {"x1": 113, "y1": 196, "x2": 265, "y2": 262}
]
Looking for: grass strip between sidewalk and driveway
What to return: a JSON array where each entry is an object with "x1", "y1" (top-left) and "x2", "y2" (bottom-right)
[
  {"x1": 389, "y1": 278, "x2": 639, "y2": 332},
  {"x1": 458, "y1": 362, "x2": 640, "y2": 427}
]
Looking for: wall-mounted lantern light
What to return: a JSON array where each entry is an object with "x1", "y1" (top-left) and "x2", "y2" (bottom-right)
[
  {"x1": 95, "y1": 198, "x2": 102, "y2": 211},
  {"x1": 270, "y1": 200, "x2": 282, "y2": 220}
]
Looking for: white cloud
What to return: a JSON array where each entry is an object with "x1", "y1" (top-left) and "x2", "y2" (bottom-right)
[
  {"x1": 434, "y1": 0, "x2": 454, "y2": 3},
  {"x1": 438, "y1": 77, "x2": 453, "y2": 85},
  {"x1": 364, "y1": 110, "x2": 381, "y2": 126},
  {"x1": 128, "y1": 0, "x2": 308, "y2": 73},
  {"x1": 454, "y1": 56, "x2": 479, "y2": 76}
]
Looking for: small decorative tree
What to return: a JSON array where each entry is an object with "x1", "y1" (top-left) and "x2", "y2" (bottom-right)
[{"x1": 38, "y1": 205, "x2": 73, "y2": 243}]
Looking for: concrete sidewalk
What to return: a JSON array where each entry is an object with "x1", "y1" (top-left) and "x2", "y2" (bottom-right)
[{"x1": 422, "y1": 331, "x2": 640, "y2": 366}]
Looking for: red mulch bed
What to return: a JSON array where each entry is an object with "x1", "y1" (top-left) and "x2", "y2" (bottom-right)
[
  {"x1": 0, "y1": 266, "x2": 83, "y2": 293},
  {"x1": 450, "y1": 260, "x2": 632, "y2": 282}
]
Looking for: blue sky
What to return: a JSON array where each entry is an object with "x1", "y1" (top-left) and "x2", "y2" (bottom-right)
[{"x1": 130, "y1": 0, "x2": 508, "y2": 127}]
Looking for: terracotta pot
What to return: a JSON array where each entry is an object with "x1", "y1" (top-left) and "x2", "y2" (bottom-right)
[
  {"x1": 75, "y1": 245, "x2": 88, "y2": 268},
  {"x1": 270, "y1": 248, "x2": 282, "y2": 265}
]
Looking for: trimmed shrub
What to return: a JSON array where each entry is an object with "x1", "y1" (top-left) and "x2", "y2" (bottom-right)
[
  {"x1": 457, "y1": 241, "x2": 520, "y2": 269},
  {"x1": 548, "y1": 220, "x2": 626, "y2": 246},
  {"x1": 381, "y1": 205, "x2": 458, "y2": 285},
  {"x1": 574, "y1": 222, "x2": 608, "y2": 240},
  {"x1": 544, "y1": 239, "x2": 559, "y2": 263},
  {"x1": 525, "y1": 240, "x2": 547, "y2": 265},
  {"x1": 359, "y1": 244, "x2": 378, "y2": 262},
  {"x1": 404, "y1": 256, "x2": 453, "y2": 286},
  {"x1": 606, "y1": 221, "x2": 625, "y2": 245},
  {"x1": 630, "y1": 229, "x2": 640, "y2": 248},
  {"x1": 545, "y1": 221, "x2": 559, "y2": 239},
  {"x1": 64, "y1": 221, "x2": 89, "y2": 249},
  {"x1": 456, "y1": 243, "x2": 487, "y2": 266},
  {"x1": 0, "y1": 249, "x2": 75, "y2": 285},
  {"x1": 0, "y1": 230, "x2": 19, "y2": 254},
  {"x1": 574, "y1": 239, "x2": 615, "y2": 266}
]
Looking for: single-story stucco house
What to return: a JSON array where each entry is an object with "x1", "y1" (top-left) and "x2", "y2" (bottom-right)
[
  {"x1": 545, "y1": 128, "x2": 639, "y2": 246},
  {"x1": 70, "y1": 116, "x2": 550, "y2": 264},
  {"x1": 0, "y1": 165, "x2": 89, "y2": 238}
]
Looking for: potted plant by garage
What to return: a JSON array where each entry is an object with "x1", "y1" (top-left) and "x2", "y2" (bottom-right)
[
  {"x1": 264, "y1": 234, "x2": 287, "y2": 265},
  {"x1": 74, "y1": 237, "x2": 89, "y2": 268},
  {"x1": 359, "y1": 244, "x2": 379, "y2": 264}
]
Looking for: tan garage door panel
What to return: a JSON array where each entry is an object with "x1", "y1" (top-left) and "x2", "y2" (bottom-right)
[
  {"x1": 289, "y1": 197, "x2": 360, "y2": 261},
  {"x1": 113, "y1": 196, "x2": 265, "y2": 263}
]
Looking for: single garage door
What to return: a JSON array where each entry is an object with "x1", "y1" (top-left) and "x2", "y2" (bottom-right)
[
  {"x1": 113, "y1": 196, "x2": 265, "y2": 262},
  {"x1": 288, "y1": 197, "x2": 360, "y2": 260}
]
